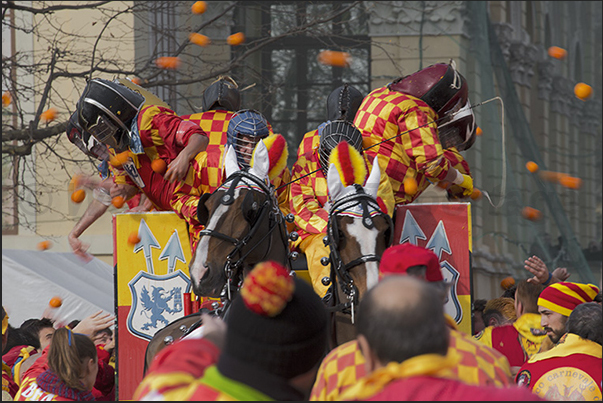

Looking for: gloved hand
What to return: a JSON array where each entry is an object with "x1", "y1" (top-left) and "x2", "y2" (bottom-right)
[{"x1": 452, "y1": 172, "x2": 473, "y2": 196}]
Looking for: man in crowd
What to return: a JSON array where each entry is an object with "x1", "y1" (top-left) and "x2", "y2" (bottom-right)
[
  {"x1": 475, "y1": 279, "x2": 547, "y2": 375},
  {"x1": 337, "y1": 276, "x2": 542, "y2": 401},
  {"x1": 516, "y1": 302, "x2": 602, "y2": 400},
  {"x1": 133, "y1": 261, "x2": 329, "y2": 400},
  {"x1": 310, "y1": 243, "x2": 513, "y2": 401}
]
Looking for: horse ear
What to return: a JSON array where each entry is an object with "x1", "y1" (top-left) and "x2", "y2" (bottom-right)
[
  {"x1": 224, "y1": 145, "x2": 240, "y2": 178},
  {"x1": 249, "y1": 140, "x2": 269, "y2": 180},
  {"x1": 327, "y1": 162, "x2": 345, "y2": 201},
  {"x1": 364, "y1": 156, "x2": 381, "y2": 200}
]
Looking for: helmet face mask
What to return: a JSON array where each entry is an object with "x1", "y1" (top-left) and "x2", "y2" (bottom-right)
[
  {"x1": 437, "y1": 99, "x2": 476, "y2": 151},
  {"x1": 226, "y1": 109, "x2": 270, "y2": 169},
  {"x1": 77, "y1": 78, "x2": 144, "y2": 153},
  {"x1": 318, "y1": 120, "x2": 363, "y2": 175},
  {"x1": 67, "y1": 112, "x2": 109, "y2": 161}
]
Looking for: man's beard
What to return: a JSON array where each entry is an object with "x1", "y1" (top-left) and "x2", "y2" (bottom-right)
[{"x1": 546, "y1": 327, "x2": 565, "y2": 344}]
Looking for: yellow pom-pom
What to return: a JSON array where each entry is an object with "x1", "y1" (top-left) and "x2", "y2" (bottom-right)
[
  {"x1": 328, "y1": 141, "x2": 367, "y2": 187},
  {"x1": 240, "y1": 261, "x2": 294, "y2": 317}
]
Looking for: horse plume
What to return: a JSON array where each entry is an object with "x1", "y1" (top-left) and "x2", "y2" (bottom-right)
[
  {"x1": 329, "y1": 141, "x2": 367, "y2": 187},
  {"x1": 251, "y1": 133, "x2": 289, "y2": 181}
]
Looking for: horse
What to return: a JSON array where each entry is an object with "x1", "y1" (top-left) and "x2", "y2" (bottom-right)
[
  {"x1": 144, "y1": 142, "x2": 292, "y2": 371},
  {"x1": 323, "y1": 158, "x2": 394, "y2": 347}
]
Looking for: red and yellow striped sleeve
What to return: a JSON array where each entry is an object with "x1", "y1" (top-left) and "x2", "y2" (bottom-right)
[{"x1": 289, "y1": 152, "x2": 330, "y2": 238}]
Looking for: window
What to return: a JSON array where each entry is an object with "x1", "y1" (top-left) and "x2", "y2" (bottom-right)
[{"x1": 232, "y1": 1, "x2": 370, "y2": 166}]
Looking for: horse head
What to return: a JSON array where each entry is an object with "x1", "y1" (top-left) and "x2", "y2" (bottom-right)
[
  {"x1": 189, "y1": 142, "x2": 289, "y2": 299},
  {"x1": 326, "y1": 156, "x2": 393, "y2": 344}
]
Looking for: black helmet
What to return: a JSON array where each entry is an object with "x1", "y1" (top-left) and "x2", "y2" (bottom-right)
[
  {"x1": 326, "y1": 84, "x2": 364, "y2": 122},
  {"x1": 66, "y1": 111, "x2": 109, "y2": 161},
  {"x1": 318, "y1": 120, "x2": 363, "y2": 175},
  {"x1": 77, "y1": 78, "x2": 145, "y2": 153},
  {"x1": 388, "y1": 61, "x2": 476, "y2": 151},
  {"x1": 201, "y1": 76, "x2": 241, "y2": 112}
]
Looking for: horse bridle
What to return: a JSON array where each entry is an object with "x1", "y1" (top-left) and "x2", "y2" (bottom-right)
[
  {"x1": 198, "y1": 170, "x2": 287, "y2": 302},
  {"x1": 325, "y1": 184, "x2": 394, "y2": 323}
]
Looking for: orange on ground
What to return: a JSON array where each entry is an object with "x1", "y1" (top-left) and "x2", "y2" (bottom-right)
[
  {"x1": 71, "y1": 189, "x2": 86, "y2": 203},
  {"x1": 189, "y1": 33, "x2": 211, "y2": 47},
  {"x1": 110, "y1": 151, "x2": 130, "y2": 168},
  {"x1": 526, "y1": 161, "x2": 539, "y2": 173},
  {"x1": 470, "y1": 188, "x2": 482, "y2": 200},
  {"x1": 112, "y1": 196, "x2": 126, "y2": 209},
  {"x1": 37, "y1": 240, "x2": 52, "y2": 251},
  {"x1": 151, "y1": 158, "x2": 167, "y2": 174},
  {"x1": 522, "y1": 206, "x2": 542, "y2": 221},
  {"x1": 227, "y1": 32, "x2": 246, "y2": 46},
  {"x1": 128, "y1": 232, "x2": 141, "y2": 245},
  {"x1": 547, "y1": 46, "x2": 567, "y2": 60},
  {"x1": 475, "y1": 127, "x2": 483, "y2": 136},
  {"x1": 500, "y1": 276, "x2": 515, "y2": 290},
  {"x1": 559, "y1": 175, "x2": 582, "y2": 190},
  {"x1": 191, "y1": 1, "x2": 207, "y2": 14},
  {"x1": 2, "y1": 91, "x2": 11, "y2": 107},
  {"x1": 574, "y1": 83, "x2": 592, "y2": 100},
  {"x1": 155, "y1": 56, "x2": 181, "y2": 70},
  {"x1": 317, "y1": 50, "x2": 351, "y2": 68},
  {"x1": 40, "y1": 108, "x2": 58, "y2": 122},
  {"x1": 49, "y1": 296, "x2": 62, "y2": 308},
  {"x1": 403, "y1": 177, "x2": 418, "y2": 196}
]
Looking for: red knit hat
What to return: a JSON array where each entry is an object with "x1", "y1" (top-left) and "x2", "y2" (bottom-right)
[
  {"x1": 379, "y1": 243, "x2": 443, "y2": 282},
  {"x1": 537, "y1": 282, "x2": 600, "y2": 317}
]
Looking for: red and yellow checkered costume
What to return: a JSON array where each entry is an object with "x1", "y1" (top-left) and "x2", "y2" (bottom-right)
[
  {"x1": 182, "y1": 110, "x2": 235, "y2": 153},
  {"x1": 354, "y1": 88, "x2": 471, "y2": 205},
  {"x1": 309, "y1": 315, "x2": 512, "y2": 401},
  {"x1": 289, "y1": 150, "x2": 394, "y2": 296},
  {"x1": 297, "y1": 128, "x2": 320, "y2": 159}
]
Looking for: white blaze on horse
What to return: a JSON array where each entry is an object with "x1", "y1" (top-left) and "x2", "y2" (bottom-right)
[{"x1": 324, "y1": 147, "x2": 394, "y2": 347}]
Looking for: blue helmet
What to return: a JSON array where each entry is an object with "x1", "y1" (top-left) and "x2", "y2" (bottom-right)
[{"x1": 226, "y1": 109, "x2": 270, "y2": 169}]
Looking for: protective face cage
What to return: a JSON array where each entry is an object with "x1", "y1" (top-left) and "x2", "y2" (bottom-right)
[
  {"x1": 77, "y1": 78, "x2": 145, "y2": 153},
  {"x1": 388, "y1": 61, "x2": 476, "y2": 151},
  {"x1": 202, "y1": 76, "x2": 241, "y2": 112},
  {"x1": 326, "y1": 84, "x2": 364, "y2": 122},
  {"x1": 318, "y1": 120, "x2": 363, "y2": 175},
  {"x1": 226, "y1": 109, "x2": 270, "y2": 169},
  {"x1": 66, "y1": 111, "x2": 109, "y2": 161}
]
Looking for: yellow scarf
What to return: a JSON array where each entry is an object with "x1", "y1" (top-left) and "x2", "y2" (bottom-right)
[{"x1": 339, "y1": 353, "x2": 459, "y2": 400}]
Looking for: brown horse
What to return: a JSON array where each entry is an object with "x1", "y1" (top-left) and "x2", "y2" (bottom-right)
[{"x1": 324, "y1": 158, "x2": 393, "y2": 347}]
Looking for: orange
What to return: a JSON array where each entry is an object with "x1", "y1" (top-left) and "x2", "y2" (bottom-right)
[
  {"x1": 110, "y1": 151, "x2": 130, "y2": 168},
  {"x1": 131, "y1": 77, "x2": 141, "y2": 85},
  {"x1": 112, "y1": 196, "x2": 126, "y2": 209},
  {"x1": 71, "y1": 189, "x2": 86, "y2": 203},
  {"x1": 37, "y1": 240, "x2": 52, "y2": 251},
  {"x1": 526, "y1": 161, "x2": 539, "y2": 173},
  {"x1": 128, "y1": 232, "x2": 141, "y2": 245},
  {"x1": 189, "y1": 33, "x2": 211, "y2": 47},
  {"x1": 69, "y1": 174, "x2": 83, "y2": 192},
  {"x1": 191, "y1": 1, "x2": 207, "y2": 14},
  {"x1": 227, "y1": 32, "x2": 246, "y2": 46},
  {"x1": 2, "y1": 91, "x2": 11, "y2": 107},
  {"x1": 155, "y1": 56, "x2": 181, "y2": 70},
  {"x1": 470, "y1": 188, "x2": 482, "y2": 200},
  {"x1": 559, "y1": 175, "x2": 582, "y2": 189},
  {"x1": 151, "y1": 158, "x2": 167, "y2": 174},
  {"x1": 547, "y1": 46, "x2": 567, "y2": 60},
  {"x1": 40, "y1": 108, "x2": 58, "y2": 122},
  {"x1": 403, "y1": 177, "x2": 418, "y2": 195},
  {"x1": 49, "y1": 296, "x2": 62, "y2": 308},
  {"x1": 317, "y1": 50, "x2": 351, "y2": 68},
  {"x1": 539, "y1": 170, "x2": 564, "y2": 183},
  {"x1": 574, "y1": 82, "x2": 592, "y2": 100},
  {"x1": 436, "y1": 181, "x2": 449, "y2": 190},
  {"x1": 522, "y1": 206, "x2": 542, "y2": 221},
  {"x1": 500, "y1": 276, "x2": 515, "y2": 290},
  {"x1": 475, "y1": 127, "x2": 483, "y2": 136}
]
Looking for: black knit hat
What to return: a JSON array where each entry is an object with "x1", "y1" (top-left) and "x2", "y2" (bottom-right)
[{"x1": 219, "y1": 261, "x2": 329, "y2": 380}]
